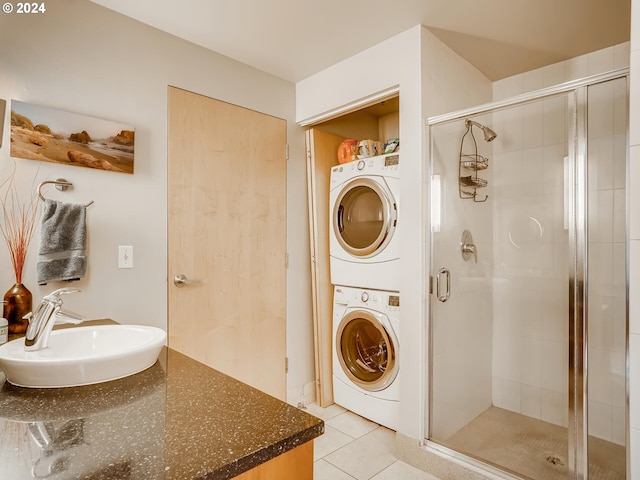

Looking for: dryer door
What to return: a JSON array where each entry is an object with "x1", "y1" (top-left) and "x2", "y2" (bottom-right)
[
  {"x1": 333, "y1": 177, "x2": 397, "y2": 258},
  {"x1": 336, "y1": 309, "x2": 398, "y2": 392}
]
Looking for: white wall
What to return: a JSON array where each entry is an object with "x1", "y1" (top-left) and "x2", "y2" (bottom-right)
[
  {"x1": 422, "y1": 28, "x2": 497, "y2": 441},
  {"x1": 421, "y1": 29, "x2": 494, "y2": 442},
  {"x1": 297, "y1": 26, "x2": 425, "y2": 438},
  {"x1": 0, "y1": 0, "x2": 314, "y2": 396},
  {"x1": 493, "y1": 44, "x2": 631, "y2": 101},
  {"x1": 296, "y1": 25, "x2": 496, "y2": 441},
  {"x1": 299, "y1": 22, "x2": 640, "y2": 476},
  {"x1": 629, "y1": 0, "x2": 640, "y2": 476},
  {"x1": 302, "y1": 12, "x2": 638, "y2": 477}
]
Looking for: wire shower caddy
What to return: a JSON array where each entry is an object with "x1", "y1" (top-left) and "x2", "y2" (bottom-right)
[{"x1": 459, "y1": 120, "x2": 489, "y2": 202}]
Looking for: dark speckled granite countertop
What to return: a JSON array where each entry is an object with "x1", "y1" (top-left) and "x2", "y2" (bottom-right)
[{"x1": 0, "y1": 342, "x2": 323, "y2": 479}]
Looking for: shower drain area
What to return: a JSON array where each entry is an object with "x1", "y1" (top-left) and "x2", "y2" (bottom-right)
[
  {"x1": 545, "y1": 454, "x2": 566, "y2": 466},
  {"x1": 442, "y1": 407, "x2": 625, "y2": 480}
]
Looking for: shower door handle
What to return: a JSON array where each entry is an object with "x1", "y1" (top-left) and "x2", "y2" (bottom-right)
[{"x1": 435, "y1": 268, "x2": 450, "y2": 302}]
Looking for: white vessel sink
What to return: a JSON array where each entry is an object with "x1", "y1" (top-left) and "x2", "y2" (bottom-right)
[{"x1": 0, "y1": 325, "x2": 166, "y2": 388}]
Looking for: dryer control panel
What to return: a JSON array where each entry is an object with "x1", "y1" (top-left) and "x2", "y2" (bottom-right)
[
  {"x1": 330, "y1": 152, "x2": 400, "y2": 184},
  {"x1": 387, "y1": 294, "x2": 400, "y2": 309},
  {"x1": 334, "y1": 286, "x2": 400, "y2": 312},
  {"x1": 384, "y1": 154, "x2": 399, "y2": 167}
]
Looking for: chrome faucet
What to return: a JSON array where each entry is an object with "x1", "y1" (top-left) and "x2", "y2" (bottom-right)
[
  {"x1": 461, "y1": 229, "x2": 478, "y2": 263},
  {"x1": 29, "y1": 420, "x2": 85, "y2": 478},
  {"x1": 24, "y1": 288, "x2": 84, "y2": 351}
]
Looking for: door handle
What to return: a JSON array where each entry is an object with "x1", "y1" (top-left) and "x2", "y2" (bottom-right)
[
  {"x1": 435, "y1": 268, "x2": 450, "y2": 302},
  {"x1": 173, "y1": 274, "x2": 203, "y2": 288},
  {"x1": 337, "y1": 205, "x2": 345, "y2": 233}
]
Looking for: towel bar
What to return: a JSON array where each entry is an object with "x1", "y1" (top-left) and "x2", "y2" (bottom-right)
[{"x1": 37, "y1": 178, "x2": 94, "y2": 206}]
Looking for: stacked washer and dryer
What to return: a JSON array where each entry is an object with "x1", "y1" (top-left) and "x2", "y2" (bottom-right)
[{"x1": 329, "y1": 152, "x2": 401, "y2": 430}]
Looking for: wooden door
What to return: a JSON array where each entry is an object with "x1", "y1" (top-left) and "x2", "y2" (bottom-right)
[
  {"x1": 305, "y1": 128, "x2": 344, "y2": 406},
  {"x1": 167, "y1": 86, "x2": 287, "y2": 400}
]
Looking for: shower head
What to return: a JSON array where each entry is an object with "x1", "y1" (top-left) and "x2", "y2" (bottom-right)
[{"x1": 466, "y1": 119, "x2": 497, "y2": 142}]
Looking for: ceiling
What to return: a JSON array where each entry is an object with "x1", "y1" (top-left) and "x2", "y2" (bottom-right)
[{"x1": 89, "y1": 0, "x2": 631, "y2": 83}]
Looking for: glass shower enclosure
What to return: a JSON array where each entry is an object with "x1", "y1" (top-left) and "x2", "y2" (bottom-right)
[{"x1": 428, "y1": 71, "x2": 628, "y2": 480}]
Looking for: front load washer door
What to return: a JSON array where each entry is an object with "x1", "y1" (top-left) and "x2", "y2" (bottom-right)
[
  {"x1": 336, "y1": 309, "x2": 398, "y2": 392},
  {"x1": 333, "y1": 177, "x2": 397, "y2": 258}
]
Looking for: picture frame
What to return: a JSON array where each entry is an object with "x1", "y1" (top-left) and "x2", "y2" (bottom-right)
[
  {"x1": 0, "y1": 99, "x2": 6, "y2": 149},
  {"x1": 10, "y1": 100, "x2": 134, "y2": 174}
]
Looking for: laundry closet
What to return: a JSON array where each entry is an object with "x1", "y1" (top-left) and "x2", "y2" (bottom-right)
[{"x1": 305, "y1": 95, "x2": 400, "y2": 421}]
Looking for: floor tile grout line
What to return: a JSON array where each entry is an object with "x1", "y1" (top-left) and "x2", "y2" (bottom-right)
[
  {"x1": 324, "y1": 423, "x2": 359, "y2": 441},
  {"x1": 320, "y1": 456, "x2": 361, "y2": 480},
  {"x1": 315, "y1": 435, "x2": 358, "y2": 462},
  {"x1": 311, "y1": 403, "x2": 410, "y2": 480}
]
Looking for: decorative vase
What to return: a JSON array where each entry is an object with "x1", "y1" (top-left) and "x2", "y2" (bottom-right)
[{"x1": 3, "y1": 283, "x2": 32, "y2": 334}]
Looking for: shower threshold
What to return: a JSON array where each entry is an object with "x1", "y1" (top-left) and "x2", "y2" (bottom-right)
[{"x1": 439, "y1": 406, "x2": 625, "y2": 480}]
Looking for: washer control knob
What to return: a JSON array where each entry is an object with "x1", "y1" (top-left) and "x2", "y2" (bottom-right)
[
  {"x1": 357, "y1": 160, "x2": 365, "y2": 170},
  {"x1": 360, "y1": 291, "x2": 369, "y2": 303}
]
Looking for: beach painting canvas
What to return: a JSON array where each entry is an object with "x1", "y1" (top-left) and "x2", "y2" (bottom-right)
[
  {"x1": 0, "y1": 99, "x2": 5, "y2": 148},
  {"x1": 10, "y1": 100, "x2": 134, "y2": 174}
]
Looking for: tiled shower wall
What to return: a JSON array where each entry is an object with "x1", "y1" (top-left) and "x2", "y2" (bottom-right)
[
  {"x1": 490, "y1": 94, "x2": 570, "y2": 428},
  {"x1": 630, "y1": 1, "x2": 640, "y2": 476},
  {"x1": 587, "y1": 78, "x2": 627, "y2": 445},
  {"x1": 490, "y1": 44, "x2": 630, "y2": 445}
]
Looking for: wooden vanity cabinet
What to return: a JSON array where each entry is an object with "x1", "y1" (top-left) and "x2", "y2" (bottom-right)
[{"x1": 233, "y1": 441, "x2": 313, "y2": 480}]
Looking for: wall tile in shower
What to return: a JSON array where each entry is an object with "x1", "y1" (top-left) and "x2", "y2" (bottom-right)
[
  {"x1": 629, "y1": 146, "x2": 640, "y2": 239},
  {"x1": 631, "y1": 426, "x2": 640, "y2": 478},
  {"x1": 589, "y1": 189, "x2": 615, "y2": 244},
  {"x1": 614, "y1": 42, "x2": 631, "y2": 69},
  {"x1": 522, "y1": 67, "x2": 544, "y2": 94},
  {"x1": 589, "y1": 137, "x2": 616, "y2": 191},
  {"x1": 541, "y1": 388, "x2": 566, "y2": 426},
  {"x1": 522, "y1": 102, "x2": 544, "y2": 149},
  {"x1": 520, "y1": 384, "x2": 542, "y2": 419},
  {"x1": 540, "y1": 61, "x2": 566, "y2": 91},
  {"x1": 589, "y1": 398, "x2": 615, "y2": 442},
  {"x1": 587, "y1": 46, "x2": 616, "y2": 76},
  {"x1": 629, "y1": 334, "x2": 640, "y2": 428},
  {"x1": 564, "y1": 54, "x2": 589, "y2": 82},
  {"x1": 630, "y1": 241, "x2": 640, "y2": 335},
  {"x1": 630, "y1": 51, "x2": 640, "y2": 147}
]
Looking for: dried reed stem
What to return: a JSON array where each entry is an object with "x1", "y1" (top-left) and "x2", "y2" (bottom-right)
[{"x1": 0, "y1": 170, "x2": 39, "y2": 285}]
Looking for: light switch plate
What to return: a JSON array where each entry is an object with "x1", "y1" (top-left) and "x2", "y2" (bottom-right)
[{"x1": 118, "y1": 245, "x2": 133, "y2": 269}]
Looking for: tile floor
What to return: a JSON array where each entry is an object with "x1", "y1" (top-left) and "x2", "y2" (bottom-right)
[{"x1": 305, "y1": 402, "x2": 441, "y2": 480}]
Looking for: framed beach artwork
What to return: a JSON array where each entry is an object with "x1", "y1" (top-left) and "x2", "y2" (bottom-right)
[
  {"x1": 0, "y1": 99, "x2": 6, "y2": 148},
  {"x1": 10, "y1": 100, "x2": 135, "y2": 174}
]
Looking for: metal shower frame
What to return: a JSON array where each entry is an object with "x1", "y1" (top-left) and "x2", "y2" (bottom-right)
[{"x1": 426, "y1": 66, "x2": 630, "y2": 480}]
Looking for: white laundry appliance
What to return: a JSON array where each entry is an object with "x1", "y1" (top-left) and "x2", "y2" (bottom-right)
[
  {"x1": 329, "y1": 153, "x2": 400, "y2": 292},
  {"x1": 332, "y1": 285, "x2": 400, "y2": 430}
]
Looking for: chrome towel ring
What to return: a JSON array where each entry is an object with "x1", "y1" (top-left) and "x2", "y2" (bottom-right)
[{"x1": 37, "y1": 178, "x2": 94, "y2": 206}]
